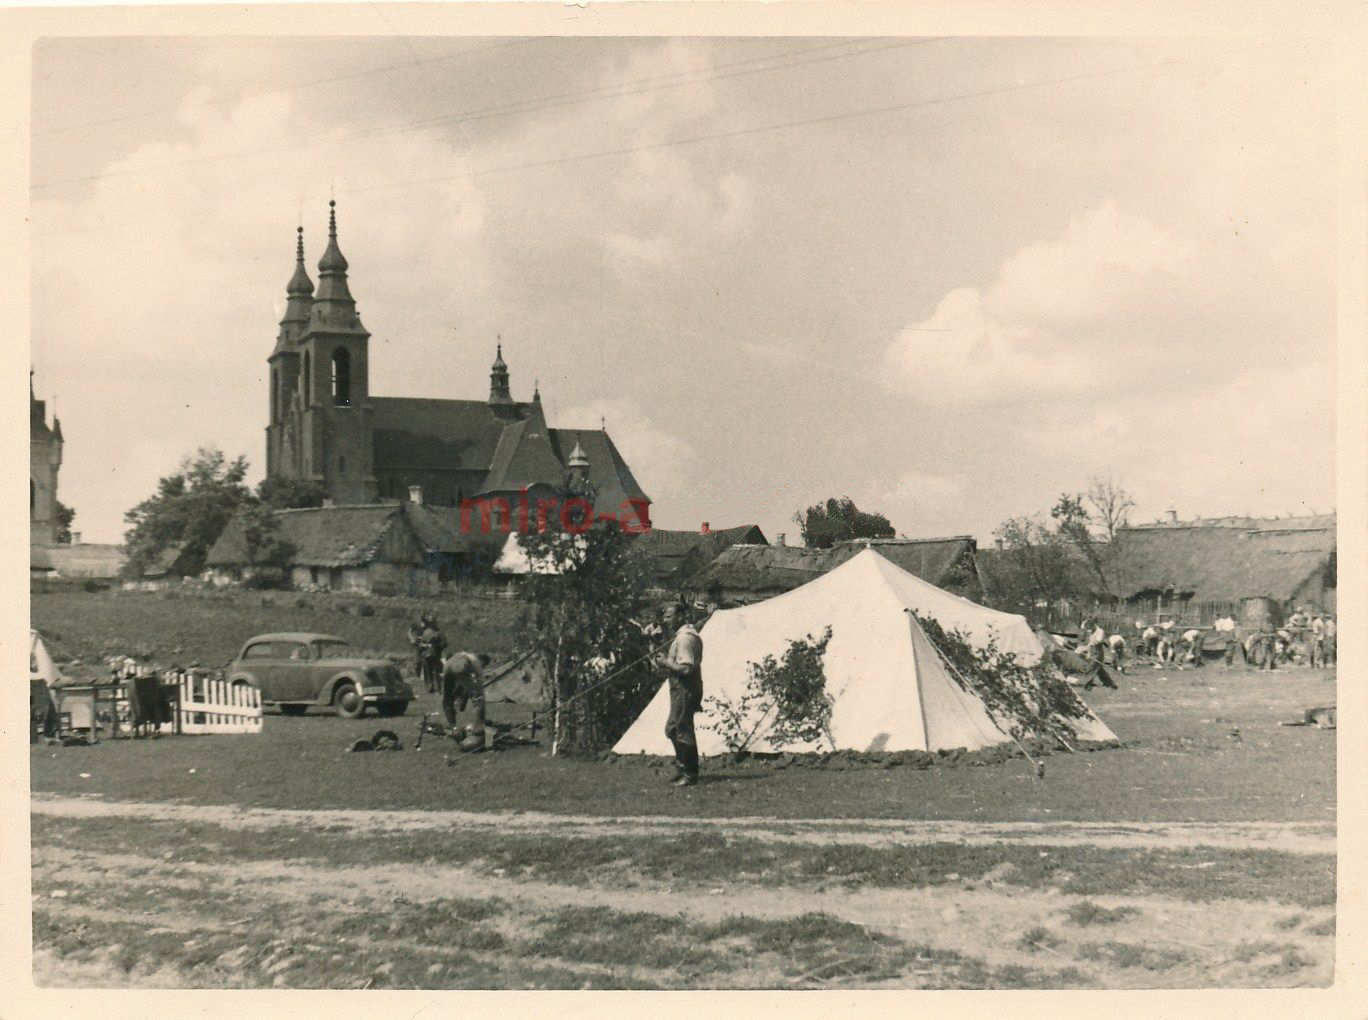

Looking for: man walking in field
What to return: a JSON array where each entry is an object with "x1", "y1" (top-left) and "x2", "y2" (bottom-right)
[
  {"x1": 441, "y1": 649, "x2": 492, "y2": 746},
  {"x1": 657, "y1": 602, "x2": 704, "y2": 787}
]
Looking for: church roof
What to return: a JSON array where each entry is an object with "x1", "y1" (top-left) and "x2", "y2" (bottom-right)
[
  {"x1": 368, "y1": 398, "x2": 651, "y2": 511},
  {"x1": 548, "y1": 429, "x2": 650, "y2": 512},
  {"x1": 481, "y1": 400, "x2": 567, "y2": 494},
  {"x1": 370, "y1": 397, "x2": 532, "y2": 472}
]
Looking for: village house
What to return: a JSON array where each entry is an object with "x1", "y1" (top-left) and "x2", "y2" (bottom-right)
[
  {"x1": 698, "y1": 535, "x2": 983, "y2": 604},
  {"x1": 628, "y1": 523, "x2": 768, "y2": 591},
  {"x1": 1104, "y1": 512, "x2": 1337, "y2": 626},
  {"x1": 205, "y1": 498, "x2": 481, "y2": 595}
]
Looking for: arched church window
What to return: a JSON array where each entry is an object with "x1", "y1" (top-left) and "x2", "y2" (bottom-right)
[
  {"x1": 270, "y1": 367, "x2": 279, "y2": 422},
  {"x1": 339, "y1": 454, "x2": 347, "y2": 475},
  {"x1": 302, "y1": 351, "x2": 311, "y2": 405},
  {"x1": 331, "y1": 348, "x2": 351, "y2": 407}
]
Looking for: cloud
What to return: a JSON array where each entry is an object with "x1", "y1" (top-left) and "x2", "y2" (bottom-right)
[
  {"x1": 603, "y1": 232, "x2": 674, "y2": 275},
  {"x1": 884, "y1": 200, "x2": 1193, "y2": 406},
  {"x1": 861, "y1": 471, "x2": 967, "y2": 538}
]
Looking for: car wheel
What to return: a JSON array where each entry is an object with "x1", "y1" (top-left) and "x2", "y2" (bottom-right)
[
  {"x1": 334, "y1": 681, "x2": 366, "y2": 719},
  {"x1": 279, "y1": 704, "x2": 307, "y2": 717}
]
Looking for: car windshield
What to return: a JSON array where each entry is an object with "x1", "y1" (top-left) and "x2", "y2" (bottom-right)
[{"x1": 313, "y1": 640, "x2": 352, "y2": 659}]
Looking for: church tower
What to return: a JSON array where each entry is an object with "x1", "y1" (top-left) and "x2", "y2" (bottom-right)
[
  {"x1": 30, "y1": 375, "x2": 63, "y2": 547},
  {"x1": 267, "y1": 202, "x2": 377, "y2": 504},
  {"x1": 265, "y1": 226, "x2": 313, "y2": 482}
]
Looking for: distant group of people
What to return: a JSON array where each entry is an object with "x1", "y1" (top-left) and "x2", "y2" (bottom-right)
[{"x1": 1047, "y1": 607, "x2": 1337, "y2": 678}]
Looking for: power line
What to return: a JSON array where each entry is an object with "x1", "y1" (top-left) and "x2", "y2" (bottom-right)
[
  {"x1": 47, "y1": 47, "x2": 1247, "y2": 238},
  {"x1": 33, "y1": 37, "x2": 922, "y2": 191},
  {"x1": 33, "y1": 38, "x2": 543, "y2": 137}
]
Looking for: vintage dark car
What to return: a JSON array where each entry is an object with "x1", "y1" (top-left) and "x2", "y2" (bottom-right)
[{"x1": 226, "y1": 632, "x2": 412, "y2": 718}]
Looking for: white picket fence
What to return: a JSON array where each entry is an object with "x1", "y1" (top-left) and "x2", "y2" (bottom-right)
[{"x1": 172, "y1": 673, "x2": 263, "y2": 735}]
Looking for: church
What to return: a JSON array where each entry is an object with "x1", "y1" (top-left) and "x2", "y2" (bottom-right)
[{"x1": 264, "y1": 202, "x2": 651, "y2": 527}]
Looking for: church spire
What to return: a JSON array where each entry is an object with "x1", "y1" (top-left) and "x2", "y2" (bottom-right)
[
  {"x1": 489, "y1": 339, "x2": 513, "y2": 407},
  {"x1": 279, "y1": 226, "x2": 314, "y2": 341},
  {"x1": 311, "y1": 200, "x2": 363, "y2": 331}
]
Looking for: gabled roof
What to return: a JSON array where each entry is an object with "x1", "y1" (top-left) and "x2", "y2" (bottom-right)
[
  {"x1": 207, "y1": 504, "x2": 406, "y2": 568},
  {"x1": 143, "y1": 544, "x2": 188, "y2": 578},
  {"x1": 481, "y1": 399, "x2": 566, "y2": 494},
  {"x1": 1107, "y1": 514, "x2": 1336, "y2": 603},
  {"x1": 367, "y1": 399, "x2": 652, "y2": 513},
  {"x1": 402, "y1": 502, "x2": 469, "y2": 556},
  {"x1": 207, "y1": 501, "x2": 478, "y2": 569}
]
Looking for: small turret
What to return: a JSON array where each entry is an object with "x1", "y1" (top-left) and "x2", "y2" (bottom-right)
[
  {"x1": 489, "y1": 341, "x2": 513, "y2": 407},
  {"x1": 565, "y1": 435, "x2": 590, "y2": 492}
]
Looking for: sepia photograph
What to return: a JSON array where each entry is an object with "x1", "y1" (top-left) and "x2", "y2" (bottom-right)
[{"x1": 8, "y1": 4, "x2": 1363, "y2": 1005}]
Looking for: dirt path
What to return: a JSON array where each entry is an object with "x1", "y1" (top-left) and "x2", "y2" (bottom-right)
[
  {"x1": 31, "y1": 794, "x2": 1336, "y2": 855},
  {"x1": 30, "y1": 795, "x2": 1335, "y2": 989},
  {"x1": 32, "y1": 838, "x2": 1332, "y2": 989}
]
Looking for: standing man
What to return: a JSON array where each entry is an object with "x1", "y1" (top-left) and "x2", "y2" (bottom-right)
[
  {"x1": 419, "y1": 613, "x2": 447, "y2": 694},
  {"x1": 406, "y1": 619, "x2": 424, "y2": 685},
  {"x1": 440, "y1": 649, "x2": 492, "y2": 745},
  {"x1": 658, "y1": 602, "x2": 704, "y2": 787}
]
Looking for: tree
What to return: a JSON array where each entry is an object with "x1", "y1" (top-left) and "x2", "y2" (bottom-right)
[
  {"x1": 239, "y1": 502, "x2": 296, "y2": 572},
  {"x1": 986, "y1": 514, "x2": 1092, "y2": 618},
  {"x1": 516, "y1": 487, "x2": 659, "y2": 755},
  {"x1": 1050, "y1": 493, "x2": 1108, "y2": 587},
  {"x1": 256, "y1": 475, "x2": 327, "y2": 510},
  {"x1": 122, "y1": 447, "x2": 253, "y2": 578},
  {"x1": 1085, "y1": 475, "x2": 1136, "y2": 543},
  {"x1": 54, "y1": 501, "x2": 75, "y2": 544},
  {"x1": 793, "y1": 496, "x2": 895, "y2": 549}
]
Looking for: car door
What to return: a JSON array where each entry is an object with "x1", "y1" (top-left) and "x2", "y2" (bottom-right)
[
  {"x1": 276, "y1": 640, "x2": 322, "y2": 702},
  {"x1": 240, "y1": 640, "x2": 287, "y2": 702}
]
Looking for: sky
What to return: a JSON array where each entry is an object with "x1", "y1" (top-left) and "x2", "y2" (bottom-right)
[{"x1": 29, "y1": 35, "x2": 1338, "y2": 545}]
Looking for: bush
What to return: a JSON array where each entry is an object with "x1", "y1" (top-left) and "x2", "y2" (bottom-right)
[{"x1": 707, "y1": 627, "x2": 834, "y2": 753}]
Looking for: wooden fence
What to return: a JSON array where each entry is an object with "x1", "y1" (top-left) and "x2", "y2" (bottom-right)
[
  {"x1": 50, "y1": 673, "x2": 262, "y2": 738},
  {"x1": 173, "y1": 673, "x2": 262, "y2": 734}
]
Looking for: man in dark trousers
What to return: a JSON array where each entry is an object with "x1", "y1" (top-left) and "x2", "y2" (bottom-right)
[
  {"x1": 441, "y1": 650, "x2": 492, "y2": 746},
  {"x1": 419, "y1": 614, "x2": 446, "y2": 694},
  {"x1": 657, "y1": 602, "x2": 704, "y2": 787}
]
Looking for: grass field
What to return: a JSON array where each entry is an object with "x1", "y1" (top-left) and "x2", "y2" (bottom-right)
[
  {"x1": 30, "y1": 588, "x2": 1338, "y2": 989},
  {"x1": 31, "y1": 586, "x2": 520, "y2": 671}
]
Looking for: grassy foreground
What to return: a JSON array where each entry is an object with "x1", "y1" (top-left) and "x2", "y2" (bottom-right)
[{"x1": 31, "y1": 667, "x2": 1335, "y2": 823}]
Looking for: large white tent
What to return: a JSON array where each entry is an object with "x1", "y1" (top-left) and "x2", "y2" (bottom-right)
[{"x1": 614, "y1": 549, "x2": 1115, "y2": 756}]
